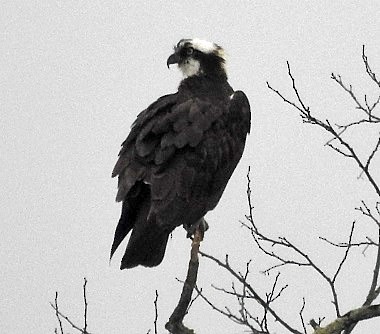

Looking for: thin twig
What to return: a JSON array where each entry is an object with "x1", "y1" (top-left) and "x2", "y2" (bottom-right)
[
  {"x1": 50, "y1": 301, "x2": 93, "y2": 334},
  {"x1": 366, "y1": 135, "x2": 380, "y2": 171},
  {"x1": 194, "y1": 285, "x2": 267, "y2": 334},
  {"x1": 154, "y1": 290, "x2": 159, "y2": 334},
  {"x1": 362, "y1": 45, "x2": 380, "y2": 88},
  {"x1": 365, "y1": 228, "x2": 380, "y2": 306},
  {"x1": 333, "y1": 222, "x2": 356, "y2": 283},
  {"x1": 83, "y1": 278, "x2": 88, "y2": 333},
  {"x1": 199, "y1": 251, "x2": 303, "y2": 334},
  {"x1": 299, "y1": 298, "x2": 307, "y2": 334},
  {"x1": 54, "y1": 292, "x2": 64, "y2": 334}
]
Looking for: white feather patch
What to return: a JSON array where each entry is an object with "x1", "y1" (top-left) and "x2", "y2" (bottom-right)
[
  {"x1": 179, "y1": 58, "x2": 202, "y2": 77},
  {"x1": 190, "y1": 39, "x2": 217, "y2": 54},
  {"x1": 191, "y1": 38, "x2": 225, "y2": 60},
  {"x1": 178, "y1": 38, "x2": 225, "y2": 60}
]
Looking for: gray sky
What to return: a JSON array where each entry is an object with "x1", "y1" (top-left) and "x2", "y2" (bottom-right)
[{"x1": 1, "y1": 1, "x2": 380, "y2": 333}]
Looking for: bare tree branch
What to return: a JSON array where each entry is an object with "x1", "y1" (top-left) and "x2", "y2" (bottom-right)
[
  {"x1": 50, "y1": 280, "x2": 92, "y2": 334},
  {"x1": 314, "y1": 304, "x2": 380, "y2": 334},
  {"x1": 242, "y1": 168, "x2": 349, "y2": 318},
  {"x1": 268, "y1": 54, "x2": 380, "y2": 199},
  {"x1": 151, "y1": 290, "x2": 159, "y2": 334},
  {"x1": 50, "y1": 299, "x2": 93, "y2": 334},
  {"x1": 199, "y1": 251, "x2": 303, "y2": 334},
  {"x1": 266, "y1": 45, "x2": 380, "y2": 334},
  {"x1": 362, "y1": 45, "x2": 380, "y2": 88},
  {"x1": 165, "y1": 226, "x2": 205, "y2": 334},
  {"x1": 333, "y1": 222, "x2": 355, "y2": 283},
  {"x1": 54, "y1": 292, "x2": 64, "y2": 334},
  {"x1": 299, "y1": 298, "x2": 307, "y2": 334},
  {"x1": 194, "y1": 284, "x2": 266, "y2": 334},
  {"x1": 83, "y1": 278, "x2": 88, "y2": 334},
  {"x1": 330, "y1": 73, "x2": 380, "y2": 122},
  {"x1": 364, "y1": 229, "x2": 380, "y2": 306}
]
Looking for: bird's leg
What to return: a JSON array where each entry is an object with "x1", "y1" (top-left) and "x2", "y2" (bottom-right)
[{"x1": 183, "y1": 218, "x2": 209, "y2": 239}]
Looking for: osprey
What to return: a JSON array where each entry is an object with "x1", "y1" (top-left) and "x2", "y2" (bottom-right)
[{"x1": 111, "y1": 38, "x2": 251, "y2": 269}]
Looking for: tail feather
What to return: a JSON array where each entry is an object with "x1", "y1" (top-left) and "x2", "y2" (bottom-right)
[
  {"x1": 111, "y1": 182, "x2": 171, "y2": 269},
  {"x1": 121, "y1": 224, "x2": 170, "y2": 269},
  {"x1": 110, "y1": 201, "x2": 133, "y2": 259}
]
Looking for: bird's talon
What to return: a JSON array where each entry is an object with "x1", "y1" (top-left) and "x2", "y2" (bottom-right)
[{"x1": 183, "y1": 218, "x2": 208, "y2": 238}]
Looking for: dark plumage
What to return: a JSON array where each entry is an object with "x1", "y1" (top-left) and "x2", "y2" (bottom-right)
[{"x1": 111, "y1": 39, "x2": 251, "y2": 269}]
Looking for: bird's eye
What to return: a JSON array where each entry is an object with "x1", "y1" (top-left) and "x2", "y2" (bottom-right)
[{"x1": 186, "y1": 47, "x2": 194, "y2": 55}]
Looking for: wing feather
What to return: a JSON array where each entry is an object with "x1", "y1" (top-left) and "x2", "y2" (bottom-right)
[{"x1": 113, "y1": 88, "x2": 251, "y2": 231}]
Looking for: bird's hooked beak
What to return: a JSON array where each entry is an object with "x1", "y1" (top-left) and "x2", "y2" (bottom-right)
[{"x1": 167, "y1": 51, "x2": 180, "y2": 68}]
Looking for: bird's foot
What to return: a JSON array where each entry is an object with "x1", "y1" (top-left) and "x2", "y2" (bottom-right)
[{"x1": 183, "y1": 218, "x2": 209, "y2": 239}]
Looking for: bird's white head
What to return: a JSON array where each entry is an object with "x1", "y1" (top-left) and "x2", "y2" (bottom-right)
[{"x1": 167, "y1": 38, "x2": 227, "y2": 79}]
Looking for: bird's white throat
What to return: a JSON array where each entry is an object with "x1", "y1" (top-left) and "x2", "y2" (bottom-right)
[{"x1": 179, "y1": 58, "x2": 202, "y2": 77}]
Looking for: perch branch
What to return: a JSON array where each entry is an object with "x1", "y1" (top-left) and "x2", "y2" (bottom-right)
[{"x1": 165, "y1": 226, "x2": 204, "y2": 334}]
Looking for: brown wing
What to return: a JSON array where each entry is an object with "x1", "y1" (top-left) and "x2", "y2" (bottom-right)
[
  {"x1": 113, "y1": 93, "x2": 223, "y2": 203},
  {"x1": 112, "y1": 93, "x2": 178, "y2": 197}
]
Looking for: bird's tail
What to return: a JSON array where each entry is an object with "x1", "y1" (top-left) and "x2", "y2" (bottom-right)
[
  {"x1": 121, "y1": 222, "x2": 170, "y2": 269},
  {"x1": 110, "y1": 183, "x2": 171, "y2": 269}
]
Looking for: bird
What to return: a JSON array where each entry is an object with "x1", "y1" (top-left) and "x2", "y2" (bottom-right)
[{"x1": 110, "y1": 38, "x2": 251, "y2": 269}]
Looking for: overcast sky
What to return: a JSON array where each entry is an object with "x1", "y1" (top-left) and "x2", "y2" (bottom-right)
[{"x1": 1, "y1": 1, "x2": 380, "y2": 333}]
